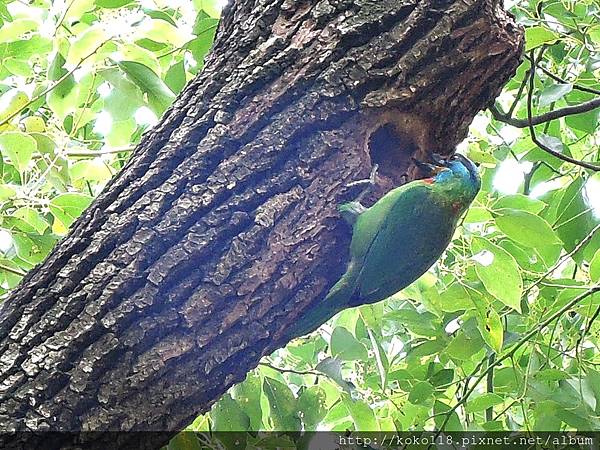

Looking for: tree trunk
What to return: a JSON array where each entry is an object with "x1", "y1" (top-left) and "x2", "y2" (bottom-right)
[{"x1": 0, "y1": 0, "x2": 523, "y2": 448}]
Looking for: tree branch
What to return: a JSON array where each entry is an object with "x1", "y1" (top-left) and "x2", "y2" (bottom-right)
[{"x1": 490, "y1": 97, "x2": 600, "y2": 128}]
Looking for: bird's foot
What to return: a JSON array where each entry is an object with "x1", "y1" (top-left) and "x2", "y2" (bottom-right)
[
  {"x1": 338, "y1": 201, "x2": 367, "y2": 226},
  {"x1": 338, "y1": 164, "x2": 378, "y2": 225}
]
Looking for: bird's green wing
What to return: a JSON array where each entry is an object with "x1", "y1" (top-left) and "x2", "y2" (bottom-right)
[
  {"x1": 352, "y1": 183, "x2": 456, "y2": 305},
  {"x1": 348, "y1": 182, "x2": 420, "y2": 262}
]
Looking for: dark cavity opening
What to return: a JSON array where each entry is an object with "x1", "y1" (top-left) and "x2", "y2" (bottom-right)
[{"x1": 368, "y1": 123, "x2": 417, "y2": 179}]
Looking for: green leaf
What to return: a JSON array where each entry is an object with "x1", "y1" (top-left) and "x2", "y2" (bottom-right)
[
  {"x1": 210, "y1": 393, "x2": 250, "y2": 431},
  {"x1": 4, "y1": 58, "x2": 30, "y2": 77},
  {"x1": 0, "y1": 132, "x2": 36, "y2": 172},
  {"x1": 434, "y1": 401, "x2": 463, "y2": 431},
  {"x1": 495, "y1": 209, "x2": 561, "y2": 248},
  {"x1": 12, "y1": 233, "x2": 55, "y2": 265},
  {"x1": 0, "y1": 19, "x2": 38, "y2": 43},
  {"x1": 168, "y1": 432, "x2": 202, "y2": 450},
  {"x1": 165, "y1": 60, "x2": 187, "y2": 94},
  {"x1": 341, "y1": 393, "x2": 378, "y2": 431},
  {"x1": 437, "y1": 283, "x2": 473, "y2": 312},
  {"x1": 49, "y1": 193, "x2": 93, "y2": 231},
  {"x1": 67, "y1": 27, "x2": 106, "y2": 66},
  {"x1": 0, "y1": 1, "x2": 12, "y2": 24},
  {"x1": 533, "y1": 400, "x2": 562, "y2": 430},
  {"x1": 95, "y1": 0, "x2": 134, "y2": 7},
  {"x1": 231, "y1": 373, "x2": 263, "y2": 430},
  {"x1": 186, "y1": 35, "x2": 215, "y2": 69},
  {"x1": 556, "y1": 178, "x2": 596, "y2": 261},
  {"x1": 474, "y1": 305, "x2": 503, "y2": 353},
  {"x1": 566, "y1": 108, "x2": 599, "y2": 134},
  {"x1": 105, "y1": 118, "x2": 136, "y2": 148},
  {"x1": 193, "y1": 0, "x2": 222, "y2": 18},
  {"x1": 46, "y1": 53, "x2": 78, "y2": 119},
  {"x1": 384, "y1": 307, "x2": 441, "y2": 337},
  {"x1": 590, "y1": 249, "x2": 600, "y2": 282},
  {"x1": 263, "y1": 377, "x2": 300, "y2": 430},
  {"x1": 145, "y1": 9, "x2": 178, "y2": 26},
  {"x1": 0, "y1": 184, "x2": 16, "y2": 201},
  {"x1": 139, "y1": 19, "x2": 188, "y2": 47},
  {"x1": 472, "y1": 237, "x2": 523, "y2": 312},
  {"x1": 330, "y1": 327, "x2": 368, "y2": 361},
  {"x1": 64, "y1": 0, "x2": 96, "y2": 22},
  {"x1": 534, "y1": 369, "x2": 570, "y2": 382},
  {"x1": 467, "y1": 147, "x2": 497, "y2": 165},
  {"x1": 13, "y1": 207, "x2": 48, "y2": 234},
  {"x1": 23, "y1": 116, "x2": 45, "y2": 133},
  {"x1": 493, "y1": 194, "x2": 546, "y2": 215},
  {"x1": 315, "y1": 357, "x2": 355, "y2": 393},
  {"x1": 429, "y1": 369, "x2": 454, "y2": 389},
  {"x1": 525, "y1": 26, "x2": 559, "y2": 51},
  {"x1": 446, "y1": 329, "x2": 485, "y2": 360},
  {"x1": 586, "y1": 369, "x2": 600, "y2": 413},
  {"x1": 48, "y1": 52, "x2": 72, "y2": 90},
  {"x1": 408, "y1": 381, "x2": 434, "y2": 405},
  {"x1": 71, "y1": 160, "x2": 113, "y2": 183},
  {"x1": 0, "y1": 90, "x2": 29, "y2": 123},
  {"x1": 297, "y1": 386, "x2": 327, "y2": 430},
  {"x1": 367, "y1": 328, "x2": 388, "y2": 389},
  {"x1": 4, "y1": 36, "x2": 52, "y2": 61},
  {"x1": 286, "y1": 340, "x2": 316, "y2": 363},
  {"x1": 539, "y1": 83, "x2": 572, "y2": 107},
  {"x1": 464, "y1": 206, "x2": 493, "y2": 224},
  {"x1": 465, "y1": 393, "x2": 504, "y2": 413},
  {"x1": 117, "y1": 60, "x2": 175, "y2": 114},
  {"x1": 104, "y1": 87, "x2": 141, "y2": 121}
]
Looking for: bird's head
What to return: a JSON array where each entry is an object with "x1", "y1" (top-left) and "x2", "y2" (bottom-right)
[
  {"x1": 415, "y1": 153, "x2": 481, "y2": 202},
  {"x1": 445, "y1": 154, "x2": 481, "y2": 189}
]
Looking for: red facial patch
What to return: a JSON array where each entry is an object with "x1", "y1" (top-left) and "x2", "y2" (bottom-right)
[{"x1": 423, "y1": 178, "x2": 435, "y2": 184}]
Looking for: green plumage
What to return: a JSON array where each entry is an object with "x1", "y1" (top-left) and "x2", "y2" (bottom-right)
[{"x1": 288, "y1": 154, "x2": 480, "y2": 340}]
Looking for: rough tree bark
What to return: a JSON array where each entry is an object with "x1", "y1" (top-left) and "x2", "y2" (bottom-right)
[{"x1": 0, "y1": 0, "x2": 523, "y2": 448}]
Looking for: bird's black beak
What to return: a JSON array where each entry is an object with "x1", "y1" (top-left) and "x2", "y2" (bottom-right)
[{"x1": 412, "y1": 153, "x2": 447, "y2": 176}]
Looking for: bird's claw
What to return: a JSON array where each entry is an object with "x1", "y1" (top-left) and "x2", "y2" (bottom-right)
[
  {"x1": 347, "y1": 164, "x2": 379, "y2": 204},
  {"x1": 346, "y1": 164, "x2": 379, "y2": 188}
]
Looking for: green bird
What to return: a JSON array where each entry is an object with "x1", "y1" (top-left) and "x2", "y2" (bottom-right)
[{"x1": 288, "y1": 153, "x2": 481, "y2": 339}]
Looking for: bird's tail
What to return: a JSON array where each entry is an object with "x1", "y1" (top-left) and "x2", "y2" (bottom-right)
[{"x1": 284, "y1": 275, "x2": 354, "y2": 340}]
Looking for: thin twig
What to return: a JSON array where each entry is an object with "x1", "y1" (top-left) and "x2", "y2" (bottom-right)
[
  {"x1": 523, "y1": 222, "x2": 600, "y2": 297},
  {"x1": 258, "y1": 362, "x2": 322, "y2": 377},
  {"x1": 0, "y1": 263, "x2": 26, "y2": 277},
  {"x1": 508, "y1": 70, "x2": 532, "y2": 117},
  {"x1": 0, "y1": 41, "x2": 109, "y2": 128},
  {"x1": 485, "y1": 353, "x2": 496, "y2": 422},
  {"x1": 0, "y1": 264, "x2": 27, "y2": 277},
  {"x1": 523, "y1": 54, "x2": 600, "y2": 96},
  {"x1": 577, "y1": 304, "x2": 600, "y2": 356},
  {"x1": 525, "y1": 51, "x2": 600, "y2": 171},
  {"x1": 65, "y1": 147, "x2": 135, "y2": 158}
]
